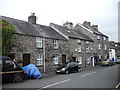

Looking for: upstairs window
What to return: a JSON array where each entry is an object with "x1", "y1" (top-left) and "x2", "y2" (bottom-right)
[
  {"x1": 77, "y1": 45, "x2": 81, "y2": 52},
  {"x1": 53, "y1": 55, "x2": 58, "y2": 64},
  {"x1": 86, "y1": 41, "x2": 89, "y2": 44},
  {"x1": 36, "y1": 37, "x2": 43, "y2": 48},
  {"x1": 104, "y1": 44, "x2": 107, "y2": 50},
  {"x1": 86, "y1": 47, "x2": 89, "y2": 52},
  {"x1": 98, "y1": 44, "x2": 101, "y2": 50},
  {"x1": 104, "y1": 37, "x2": 106, "y2": 40},
  {"x1": 77, "y1": 39, "x2": 81, "y2": 43},
  {"x1": 97, "y1": 35, "x2": 100, "y2": 40},
  {"x1": 36, "y1": 54, "x2": 43, "y2": 66},
  {"x1": 53, "y1": 40, "x2": 58, "y2": 49}
]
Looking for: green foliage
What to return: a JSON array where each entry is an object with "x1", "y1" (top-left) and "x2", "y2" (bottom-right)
[{"x1": 0, "y1": 18, "x2": 15, "y2": 55}]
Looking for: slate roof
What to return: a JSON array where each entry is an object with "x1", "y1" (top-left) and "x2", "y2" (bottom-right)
[
  {"x1": 71, "y1": 30, "x2": 93, "y2": 42},
  {"x1": 77, "y1": 23, "x2": 108, "y2": 37},
  {"x1": 50, "y1": 23, "x2": 93, "y2": 41},
  {"x1": 1, "y1": 16, "x2": 67, "y2": 40}
]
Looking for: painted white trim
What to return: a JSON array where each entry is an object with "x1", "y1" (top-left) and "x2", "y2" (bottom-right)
[
  {"x1": 81, "y1": 72, "x2": 96, "y2": 77},
  {"x1": 42, "y1": 79, "x2": 70, "y2": 88},
  {"x1": 50, "y1": 25, "x2": 69, "y2": 40},
  {"x1": 78, "y1": 23, "x2": 93, "y2": 34}
]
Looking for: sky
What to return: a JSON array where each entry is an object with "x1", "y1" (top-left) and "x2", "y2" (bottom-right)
[{"x1": 0, "y1": 0, "x2": 119, "y2": 42}]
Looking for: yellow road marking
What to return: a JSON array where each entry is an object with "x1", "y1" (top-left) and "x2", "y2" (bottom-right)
[{"x1": 115, "y1": 82, "x2": 120, "y2": 89}]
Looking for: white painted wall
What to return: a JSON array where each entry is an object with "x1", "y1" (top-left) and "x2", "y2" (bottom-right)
[{"x1": 109, "y1": 49, "x2": 116, "y2": 60}]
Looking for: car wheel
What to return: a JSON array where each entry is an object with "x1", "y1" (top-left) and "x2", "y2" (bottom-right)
[
  {"x1": 65, "y1": 70, "x2": 69, "y2": 74},
  {"x1": 13, "y1": 74, "x2": 23, "y2": 83}
]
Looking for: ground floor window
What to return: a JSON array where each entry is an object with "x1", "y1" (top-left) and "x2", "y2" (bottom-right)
[
  {"x1": 36, "y1": 54, "x2": 43, "y2": 66},
  {"x1": 76, "y1": 57, "x2": 82, "y2": 64},
  {"x1": 53, "y1": 55, "x2": 58, "y2": 64},
  {"x1": 86, "y1": 57, "x2": 90, "y2": 65}
]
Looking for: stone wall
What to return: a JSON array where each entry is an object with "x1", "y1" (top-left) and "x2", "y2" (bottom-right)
[
  {"x1": 74, "y1": 24, "x2": 109, "y2": 60},
  {"x1": 9, "y1": 32, "x2": 96, "y2": 73},
  {"x1": 10, "y1": 34, "x2": 69, "y2": 73}
]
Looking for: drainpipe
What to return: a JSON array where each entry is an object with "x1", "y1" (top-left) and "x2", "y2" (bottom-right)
[{"x1": 43, "y1": 38, "x2": 46, "y2": 73}]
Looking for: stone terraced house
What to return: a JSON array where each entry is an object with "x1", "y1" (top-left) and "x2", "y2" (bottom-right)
[
  {"x1": 74, "y1": 21, "x2": 109, "y2": 64},
  {"x1": 50, "y1": 22, "x2": 94, "y2": 67},
  {"x1": 1, "y1": 15, "x2": 70, "y2": 73},
  {"x1": 1, "y1": 14, "x2": 109, "y2": 73}
]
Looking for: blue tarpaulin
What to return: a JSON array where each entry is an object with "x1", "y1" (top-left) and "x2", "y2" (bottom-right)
[{"x1": 22, "y1": 64, "x2": 42, "y2": 79}]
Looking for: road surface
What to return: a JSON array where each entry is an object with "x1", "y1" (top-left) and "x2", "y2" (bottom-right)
[{"x1": 2, "y1": 64, "x2": 119, "y2": 89}]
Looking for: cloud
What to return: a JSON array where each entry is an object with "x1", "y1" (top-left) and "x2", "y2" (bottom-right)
[{"x1": 0, "y1": 0, "x2": 119, "y2": 41}]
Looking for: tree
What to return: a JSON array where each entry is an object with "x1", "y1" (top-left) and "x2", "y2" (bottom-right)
[{"x1": 0, "y1": 18, "x2": 15, "y2": 55}]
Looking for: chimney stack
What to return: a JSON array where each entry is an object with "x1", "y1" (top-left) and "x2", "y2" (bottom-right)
[
  {"x1": 91, "y1": 25, "x2": 98, "y2": 31},
  {"x1": 63, "y1": 21, "x2": 73, "y2": 29},
  {"x1": 28, "y1": 13, "x2": 36, "y2": 24},
  {"x1": 83, "y1": 21, "x2": 91, "y2": 27}
]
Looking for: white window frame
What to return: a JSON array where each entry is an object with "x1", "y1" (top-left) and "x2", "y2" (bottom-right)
[
  {"x1": 103, "y1": 37, "x2": 106, "y2": 40},
  {"x1": 53, "y1": 40, "x2": 58, "y2": 49},
  {"x1": 36, "y1": 37, "x2": 43, "y2": 48},
  {"x1": 77, "y1": 39, "x2": 81, "y2": 43},
  {"x1": 86, "y1": 57, "x2": 90, "y2": 65},
  {"x1": 97, "y1": 35, "x2": 100, "y2": 40},
  {"x1": 86, "y1": 41, "x2": 89, "y2": 44},
  {"x1": 77, "y1": 45, "x2": 81, "y2": 52},
  {"x1": 98, "y1": 44, "x2": 101, "y2": 50},
  {"x1": 76, "y1": 57, "x2": 82, "y2": 64},
  {"x1": 53, "y1": 55, "x2": 58, "y2": 64},
  {"x1": 86, "y1": 47, "x2": 89, "y2": 52},
  {"x1": 91, "y1": 48, "x2": 93, "y2": 51},
  {"x1": 36, "y1": 54, "x2": 43, "y2": 66},
  {"x1": 104, "y1": 44, "x2": 107, "y2": 50}
]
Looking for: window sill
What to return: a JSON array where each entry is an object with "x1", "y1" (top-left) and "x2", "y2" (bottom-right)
[
  {"x1": 37, "y1": 65, "x2": 43, "y2": 67},
  {"x1": 36, "y1": 47, "x2": 43, "y2": 49},
  {"x1": 53, "y1": 48, "x2": 59, "y2": 50}
]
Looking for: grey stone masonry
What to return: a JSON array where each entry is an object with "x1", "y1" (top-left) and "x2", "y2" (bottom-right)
[
  {"x1": 74, "y1": 23, "x2": 109, "y2": 61},
  {"x1": 10, "y1": 33, "x2": 69, "y2": 73}
]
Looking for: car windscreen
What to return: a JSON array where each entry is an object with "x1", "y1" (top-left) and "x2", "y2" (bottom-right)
[
  {"x1": 5, "y1": 59, "x2": 17, "y2": 68},
  {"x1": 58, "y1": 63, "x2": 68, "y2": 67}
]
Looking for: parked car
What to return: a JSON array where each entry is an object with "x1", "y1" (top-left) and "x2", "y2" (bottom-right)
[
  {"x1": 116, "y1": 58, "x2": 120, "y2": 64},
  {"x1": 101, "y1": 59, "x2": 115, "y2": 66},
  {"x1": 56, "y1": 62, "x2": 81, "y2": 74},
  {"x1": 0, "y1": 56, "x2": 25, "y2": 83}
]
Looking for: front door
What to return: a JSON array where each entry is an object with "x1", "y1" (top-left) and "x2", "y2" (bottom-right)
[
  {"x1": 62, "y1": 55, "x2": 66, "y2": 63},
  {"x1": 23, "y1": 54, "x2": 30, "y2": 66}
]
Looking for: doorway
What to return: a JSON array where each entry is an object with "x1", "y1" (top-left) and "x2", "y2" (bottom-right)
[
  {"x1": 23, "y1": 54, "x2": 30, "y2": 66},
  {"x1": 62, "y1": 54, "x2": 66, "y2": 63}
]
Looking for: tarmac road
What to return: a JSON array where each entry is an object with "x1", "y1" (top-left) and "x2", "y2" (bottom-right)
[{"x1": 2, "y1": 64, "x2": 119, "y2": 90}]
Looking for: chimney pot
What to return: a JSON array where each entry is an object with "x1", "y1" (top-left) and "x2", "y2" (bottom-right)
[
  {"x1": 28, "y1": 13, "x2": 36, "y2": 24},
  {"x1": 91, "y1": 25, "x2": 98, "y2": 31},
  {"x1": 63, "y1": 21, "x2": 73, "y2": 29},
  {"x1": 83, "y1": 21, "x2": 91, "y2": 27}
]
